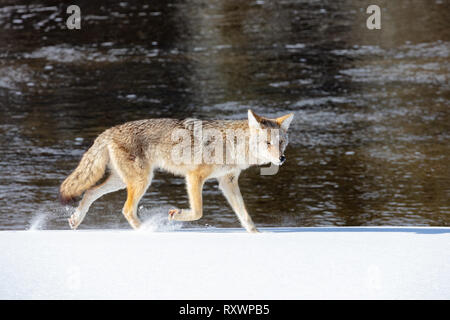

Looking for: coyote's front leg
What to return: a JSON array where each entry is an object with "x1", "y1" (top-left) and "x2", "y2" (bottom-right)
[
  {"x1": 168, "y1": 173, "x2": 205, "y2": 221},
  {"x1": 218, "y1": 174, "x2": 259, "y2": 233}
]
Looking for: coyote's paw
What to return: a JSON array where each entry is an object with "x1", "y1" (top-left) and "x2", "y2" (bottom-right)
[
  {"x1": 168, "y1": 208, "x2": 181, "y2": 221},
  {"x1": 68, "y1": 215, "x2": 79, "y2": 230}
]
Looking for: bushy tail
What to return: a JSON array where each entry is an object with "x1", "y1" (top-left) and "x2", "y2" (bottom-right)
[{"x1": 59, "y1": 133, "x2": 110, "y2": 204}]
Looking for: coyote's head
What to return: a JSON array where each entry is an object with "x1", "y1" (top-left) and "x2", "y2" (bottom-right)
[{"x1": 248, "y1": 109, "x2": 294, "y2": 166}]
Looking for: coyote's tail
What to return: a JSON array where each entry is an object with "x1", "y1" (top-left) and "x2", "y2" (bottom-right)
[{"x1": 59, "y1": 133, "x2": 110, "y2": 204}]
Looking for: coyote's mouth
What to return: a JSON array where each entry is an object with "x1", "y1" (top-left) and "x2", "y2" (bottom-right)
[{"x1": 273, "y1": 158, "x2": 286, "y2": 166}]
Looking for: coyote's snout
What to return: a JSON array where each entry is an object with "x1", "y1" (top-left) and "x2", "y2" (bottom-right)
[{"x1": 60, "y1": 110, "x2": 293, "y2": 232}]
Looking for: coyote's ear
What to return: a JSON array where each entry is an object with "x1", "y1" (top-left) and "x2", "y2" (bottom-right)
[
  {"x1": 276, "y1": 113, "x2": 294, "y2": 131},
  {"x1": 248, "y1": 109, "x2": 262, "y2": 128}
]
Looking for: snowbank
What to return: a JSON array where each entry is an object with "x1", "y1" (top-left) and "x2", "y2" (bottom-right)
[{"x1": 0, "y1": 227, "x2": 449, "y2": 299}]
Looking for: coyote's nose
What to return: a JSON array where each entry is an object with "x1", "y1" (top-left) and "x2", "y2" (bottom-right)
[{"x1": 279, "y1": 155, "x2": 286, "y2": 164}]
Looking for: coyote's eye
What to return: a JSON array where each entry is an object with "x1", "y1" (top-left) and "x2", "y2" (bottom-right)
[{"x1": 266, "y1": 141, "x2": 271, "y2": 146}]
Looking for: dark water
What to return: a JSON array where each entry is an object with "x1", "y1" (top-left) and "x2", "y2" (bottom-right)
[{"x1": 0, "y1": 0, "x2": 449, "y2": 230}]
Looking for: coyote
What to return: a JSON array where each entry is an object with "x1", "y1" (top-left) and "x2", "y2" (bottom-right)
[{"x1": 59, "y1": 110, "x2": 293, "y2": 232}]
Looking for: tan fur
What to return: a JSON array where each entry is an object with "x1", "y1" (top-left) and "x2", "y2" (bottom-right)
[
  {"x1": 276, "y1": 113, "x2": 294, "y2": 126},
  {"x1": 60, "y1": 110, "x2": 294, "y2": 232},
  {"x1": 59, "y1": 131, "x2": 111, "y2": 204}
]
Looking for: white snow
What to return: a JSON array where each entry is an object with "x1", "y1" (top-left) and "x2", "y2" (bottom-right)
[{"x1": 0, "y1": 227, "x2": 449, "y2": 299}]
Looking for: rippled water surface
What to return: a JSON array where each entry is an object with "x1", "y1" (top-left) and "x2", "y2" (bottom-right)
[{"x1": 0, "y1": 0, "x2": 449, "y2": 230}]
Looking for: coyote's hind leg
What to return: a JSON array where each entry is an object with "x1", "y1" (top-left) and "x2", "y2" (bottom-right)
[
  {"x1": 122, "y1": 171, "x2": 153, "y2": 230},
  {"x1": 69, "y1": 171, "x2": 125, "y2": 229}
]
